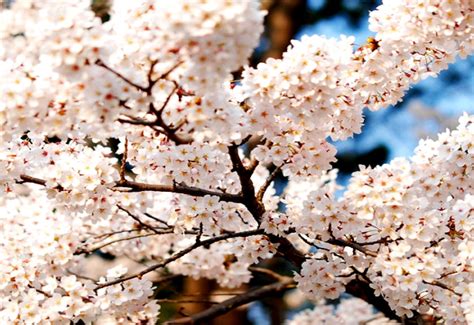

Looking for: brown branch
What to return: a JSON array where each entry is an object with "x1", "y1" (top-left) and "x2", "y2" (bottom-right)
[
  {"x1": 355, "y1": 237, "x2": 400, "y2": 246},
  {"x1": 228, "y1": 143, "x2": 264, "y2": 222},
  {"x1": 152, "y1": 84, "x2": 178, "y2": 115},
  {"x1": 108, "y1": 58, "x2": 190, "y2": 144},
  {"x1": 18, "y1": 174, "x2": 47, "y2": 186},
  {"x1": 423, "y1": 280, "x2": 461, "y2": 296},
  {"x1": 165, "y1": 277, "x2": 295, "y2": 324},
  {"x1": 114, "y1": 179, "x2": 244, "y2": 204},
  {"x1": 144, "y1": 60, "x2": 191, "y2": 144},
  {"x1": 117, "y1": 204, "x2": 161, "y2": 234},
  {"x1": 346, "y1": 280, "x2": 402, "y2": 323},
  {"x1": 143, "y1": 212, "x2": 170, "y2": 227},
  {"x1": 277, "y1": 232, "x2": 402, "y2": 322},
  {"x1": 92, "y1": 226, "x2": 170, "y2": 240},
  {"x1": 17, "y1": 174, "x2": 64, "y2": 191},
  {"x1": 96, "y1": 59, "x2": 147, "y2": 92},
  {"x1": 119, "y1": 137, "x2": 128, "y2": 181},
  {"x1": 145, "y1": 59, "x2": 160, "y2": 93},
  {"x1": 271, "y1": 235, "x2": 307, "y2": 268},
  {"x1": 248, "y1": 266, "x2": 286, "y2": 282},
  {"x1": 28, "y1": 284, "x2": 52, "y2": 298},
  {"x1": 118, "y1": 109, "x2": 191, "y2": 144},
  {"x1": 118, "y1": 99, "x2": 133, "y2": 110},
  {"x1": 327, "y1": 238, "x2": 378, "y2": 257},
  {"x1": 150, "y1": 102, "x2": 191, "y2": 144},
  {"x1": 118, "y1": 116, "x2": 155, "y2": 126},
  {"x1": 75, "y1": 232, "x2": 162, "y2": 255},
  {"x1": 256, "y1": 165, "x2": 281, "y2": 202},
  {"x1": 66, "y1": 270, "x2": 98, "y2": 283},
  {"x1": 298, "y1": 234, "x2": 330, "y2": 252},
  {"x1": 81, "y1": 228, "x2": 200, "y2": 255},
  {"x1": 95, "y1": 229, "x2": 264, "y2": 290},
  {"x1": 158, "y1": 299, "x2": 218, "y2": 305},
  {"x1": 155, "y1": 60, "x2": 183, "y2": 82}
]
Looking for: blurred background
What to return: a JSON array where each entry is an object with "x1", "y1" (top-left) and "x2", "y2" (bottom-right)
[{"x1": 2, "y1": 0, "x2": 472, "y2": 323}]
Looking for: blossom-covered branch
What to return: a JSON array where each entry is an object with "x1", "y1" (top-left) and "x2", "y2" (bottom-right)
[{"x1": 0, "y1": 0, "x2": 472, "y2": 323}]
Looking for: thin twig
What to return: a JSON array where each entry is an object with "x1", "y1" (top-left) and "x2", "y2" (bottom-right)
[
  {"x1": 96, "y1": 59, "x2": 147, "y2": 92},
  {"x1": 248, "y1": 267, "x2": 286, "y2": 282},
  {"x1": 151, "y1": 83, "x2": 178, "y2": 115},
  {"x1": 92, "y1": 226, "x2": 170, "y2": 240},
  {"x1": 256, "y1": 165, "x2": 282, "y2": 202},
  {"x1": 423, "y1": 280, "x2": 461, "y2": 296},
  {"x1": 66, "y1": 270, "x2": 98, "y2": 283},
  {"x1": 117, "y1": 205, "x2": 161, "y2": 234},
  {"x1": 156, "y1": 60, "x2": 183, "y2": 81},
  {"x1": 143, "y1": 212, "x2": 170, "y2": 227},
  {"x1": 327, "y1": 238, "x2": 378, "y2": 257},
  {"x1": 75, "y1": 232, "x2": 162, "y2": 255},
  {"x1": 17, "y1": 174, "x2": 63, "y2": 191},
  {"x1": 95, "y1": 229, "x2": 264, "y2": 290},
  {"x1": 118, "y1": 116, "x2": 155, "y2": 126},
  {"x1": 28, "y1": 284, "x2": 52, "y2": 298},
  {"x1": 120, "y1": 137, "x2": 128, "y2": 181}
]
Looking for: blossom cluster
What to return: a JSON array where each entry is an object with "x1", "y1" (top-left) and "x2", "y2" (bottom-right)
[
  {"x1": 0, "y1": 0, "x2": 264, "y2": 143},
  {"x1": 108, "y1": 0, "x2": 264, "y2": 94},
  {"x1": 290, "y1": 114, "x2": 473, "y2": 322},
  {"x1": 170, "y1": 235, "x2": 277, "y2": 288},
  {"x1": 238, "y1": 0, "x2": 472, "y2": 177},
  {"x1": 0, "y1": 194, "x2": 158, "y2": 324},
  {"x1": 0, "y1": 0, "x2": 472, "y2": 323},
  {"x1": 1, "y1": 137, "x2": 119, "y2": 218}
]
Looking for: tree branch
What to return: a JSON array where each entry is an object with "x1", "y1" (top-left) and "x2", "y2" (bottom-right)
[
  {"x1": 256, "y1": 165, "x2": 281, "y2": 202},
  {"x1": 228, "y1": 143, "x2": 264, "y2": 223},
  {"x1": 115, "y1": 179, "x2": 244, "y2": 204},
  {"x1": 423, "y1": 280, "x2": 461, "y2": 296},
  {"x1": 117, "y1": 204, "x2": 161, "y2": 235},
  {"x1": 327, "y1": 238, "x2": 378, "y2": 257},
  {"x1": 346, "y1": 280, "x2": 402, "y2": 323},
  {"x1": 165, "y1": 277, "x2": 295, "y2": 324},
  {"x1": 75, "y1": 232, "x2": 162, "y2": 255},
  {"x1": 95, "y1": 229, "x2": 265, "y2": 290},
  {"x1": 119, "y1": 137, "x2": 128, "y2": 181},
  {"x1": 96, "y1": 59, "x2": 147, "y2": 92},
  {"x1": 18, "y1": 174, "x2": 47, "y2": 186},
  {"x1": 248, "y1": 266, "x2": 287, "y2": 282}
]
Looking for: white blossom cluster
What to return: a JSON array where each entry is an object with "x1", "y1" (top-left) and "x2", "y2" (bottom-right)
[
  {"x1": 108, "y1": 0, "x2": 264, "y2": 94},
  {"x1": 169, "y1": 235, "x2": 277, "y2": 288},
  {"x1": 239, "y1": 0, "x2": 472, "y2": 177},
  {"x1": 0, "y1": 194, "x2": 158, "y2": 324},
  {"x1": 0, "y1": 0, "x2": 263, "y2": 142},
  {"x1": 1, "y1": 137, "x2": 119, "y2": 216},
  {"x1": 291, "y1": 114, "x2": 474, "y2": 322},
  {"x1": 0, "y1": 0, "x2": 472, "y2": 323}
]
